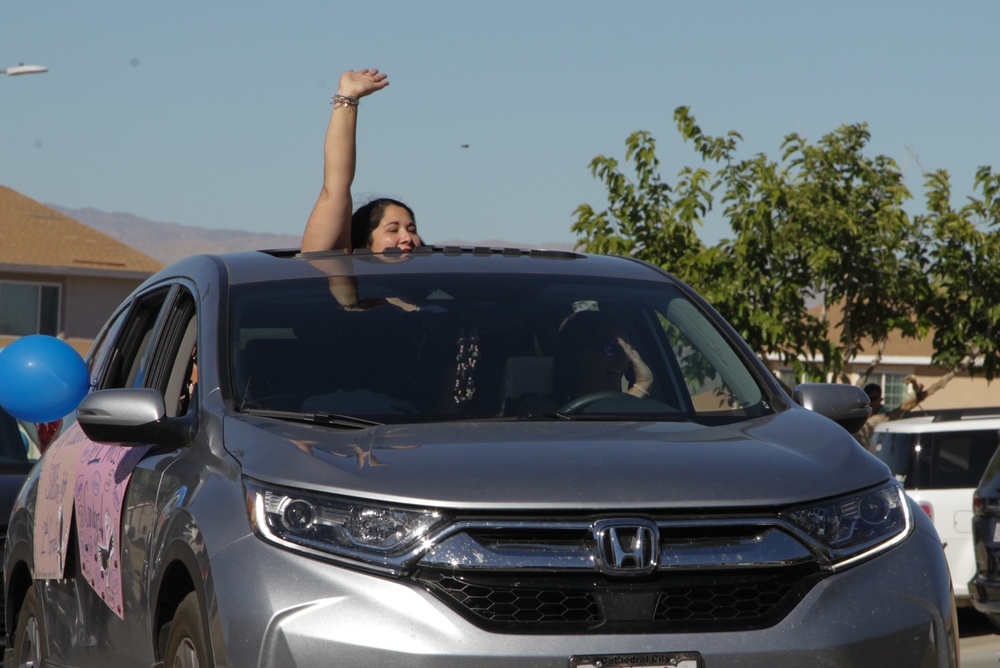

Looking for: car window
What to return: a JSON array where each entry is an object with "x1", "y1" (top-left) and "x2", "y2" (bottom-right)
[
  {"x1": 655, "y1": 299, "x2": 762, "y2": 414},
  {"x1": 91, "y1": 286, "x2": 199, "y2": 417},
  {"x1": 872, "y1": 432, "x2": 916, "y2": 484},
  {"x1": 874, "y1": 428, "x2": 1000, "y2": 489},
  {"x1": 228, "y1": 273, "x2": 770, "y2": 425},
  {"x1": 148, "y1": 290, "x2": 198, "y2": 417},
  {"x1": 86, "y1": 308, "x2": 128, "y2": 390},
  {"x1": 97, "y1": 288, "x2": 170, "y2": 391},
  {"x1": 928, "y1": 430, "x2": 1000, "y2": 489}
]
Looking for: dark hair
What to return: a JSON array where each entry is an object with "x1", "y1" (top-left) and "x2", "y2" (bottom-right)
[
  {"x1": 553, "y1": 310, "x2": 622, "y2": 399},
  {"x1": 863, "y1": 383, "x2": 882, "y2": 401},
  {"x1": 350, "y1": 198, "x2": 416, "y2": 251}
]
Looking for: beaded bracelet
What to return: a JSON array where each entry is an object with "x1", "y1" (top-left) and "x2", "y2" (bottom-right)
[{"x1": 331, "y1": 94, "x2": 359, "y2": 110}]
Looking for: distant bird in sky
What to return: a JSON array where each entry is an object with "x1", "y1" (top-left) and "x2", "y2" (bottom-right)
[{"x1": 461, "y1": 144, "x2": 469, "y2": 149}]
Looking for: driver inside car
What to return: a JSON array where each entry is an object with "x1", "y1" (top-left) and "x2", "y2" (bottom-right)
[
  {"x1": 518, "y1": 310, "x2": 654, "y2": 414},
  {"x1": 554, "y1": 310, "x2": 653, "y2": 402}
]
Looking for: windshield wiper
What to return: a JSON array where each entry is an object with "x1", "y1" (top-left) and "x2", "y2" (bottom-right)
[{"x1": 241, "y1": 408, "x2": 382, "y2": 430}]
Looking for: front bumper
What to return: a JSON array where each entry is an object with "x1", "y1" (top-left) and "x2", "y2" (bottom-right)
[{"x1": 208, "y1": 512, "x2": 957, "y2": 668}]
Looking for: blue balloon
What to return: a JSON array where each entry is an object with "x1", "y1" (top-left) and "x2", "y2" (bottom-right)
[{"x1": 0, "y1": 335, "x2": 90, "y2": 423}]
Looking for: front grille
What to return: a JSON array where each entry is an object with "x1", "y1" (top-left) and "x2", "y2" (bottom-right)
[
  {"x1": 653, "y1": 571, "x2": 799, "y2": 622},
  {"x1": 424, "y1": 572, "x2": 602, "y2": 624},
  {"x1": 415, "y1": 566, "x2": 821, "y2": 633},
  {"x1": 412, "y1": 518, "x2": 827, "y2": 634}
]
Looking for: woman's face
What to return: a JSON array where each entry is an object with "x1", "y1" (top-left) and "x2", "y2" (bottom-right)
[{"x1": 369, "y1": 204, "x2": 421, "y2": 252}]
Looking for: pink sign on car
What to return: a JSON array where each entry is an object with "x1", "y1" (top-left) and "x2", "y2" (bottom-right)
[{"x1": 34, "y1": 422, "x2": 151, "y2": 619}]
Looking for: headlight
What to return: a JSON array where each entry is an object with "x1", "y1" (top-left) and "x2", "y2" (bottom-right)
[
  {"x1": 781, "y1": 480, "x2": 912, "y2": 570},
  {"x1": 245, "y1": 479, "x2": 448, "y2": 573}
]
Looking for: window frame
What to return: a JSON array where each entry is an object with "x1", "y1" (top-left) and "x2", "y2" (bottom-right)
[
  {"x1": 93, "y1": 287, "x2": 171, "y2": 391},
  {"x1": 867, "y1": 372, "x2": 908, "y2": 412},
  {"x1": 0, "y1": 279, "x2": 61, "y2": 337},
  {"x1": 90, "y1": 281, "x2": 201, "y2": 418}
]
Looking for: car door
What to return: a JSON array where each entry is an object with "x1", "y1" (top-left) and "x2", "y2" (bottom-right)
[
  {"x1": 37, "y1": 283, "x2": 199, "y2": 665},
  {"x1": 922, "y1": 429, "x2": 1000, "y2": 602}
]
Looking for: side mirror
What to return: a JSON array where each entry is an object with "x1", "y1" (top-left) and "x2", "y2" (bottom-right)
[
  {"x1": 793, "y1": 383, "x2": 871, "y2": 435},
  {"x1": 77, "y1": 388, "x2": 192, "y2": 447}
]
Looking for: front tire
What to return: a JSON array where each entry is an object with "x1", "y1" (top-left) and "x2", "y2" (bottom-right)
[
  {"x1": 164, "y1": 592, "x2": 210, "y2": 668},
  {"x1": 11, "y1": 584, "x2": 46, "y2": 668}
]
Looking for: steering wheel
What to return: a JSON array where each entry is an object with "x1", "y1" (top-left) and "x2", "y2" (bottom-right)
[{"x1": 559, "y1": 391, "x2": 633, "y2": 414}]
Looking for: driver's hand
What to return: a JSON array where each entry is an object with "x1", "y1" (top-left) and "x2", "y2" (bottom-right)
[{"x1": 618, "y1": 337, "x2": 653, "y2": 393}]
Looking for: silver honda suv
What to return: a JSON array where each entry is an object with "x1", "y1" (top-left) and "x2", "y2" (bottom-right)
[{"x1": 3, "y1": 246, "x2": 957, "y2": 667}]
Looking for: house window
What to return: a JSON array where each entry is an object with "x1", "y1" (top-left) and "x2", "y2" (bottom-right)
[
  {"x1": 774, "y1": 368, "x2": 798, "y2": 392},
  {"x1": 868, "y1": 372, "x2": 907, "y2": 412},
  {"x1": 0, "y1": 282, "x2": 60, "y2": 337}
]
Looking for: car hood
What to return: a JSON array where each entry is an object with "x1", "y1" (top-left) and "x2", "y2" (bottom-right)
[{"x1": 224, "y1": 408, "x2": 890, "y2": 510}]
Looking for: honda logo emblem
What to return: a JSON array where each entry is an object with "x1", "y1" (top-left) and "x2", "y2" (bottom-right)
[{"x1": 593, "y1": 519, "x2": 659, "y2": 575}]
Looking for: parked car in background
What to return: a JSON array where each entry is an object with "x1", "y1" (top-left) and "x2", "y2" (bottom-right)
[
  {"x1": 969, "y1": 431, "x2": 1000, "y2": 628},
  {"x1": 870, "y1": 409, "x2": 1000, "y2": 610},
  {"x1": 0, "y1": 405, "x2": 37, "y2": 638},
  {"x1": 11, "y1": 418, "x2": 65, "y2": 461},
  {"x1": 4, "y1": 246, "x2": 958, "y2": 666}
]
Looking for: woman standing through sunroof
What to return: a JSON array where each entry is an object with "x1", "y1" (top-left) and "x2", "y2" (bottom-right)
[{"x1": 303, "y1": 68, "x2": 423, "y2": 254}]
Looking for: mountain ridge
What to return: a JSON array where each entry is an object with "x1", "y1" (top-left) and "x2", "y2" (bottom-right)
[{"x1": 48, "y1": 206, "x2": 575, "y2": 264}]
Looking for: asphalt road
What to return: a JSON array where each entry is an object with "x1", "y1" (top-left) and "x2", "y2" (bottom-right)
[{"x1": 959, "y1": 609, "x2": 1000, "y2": 667}]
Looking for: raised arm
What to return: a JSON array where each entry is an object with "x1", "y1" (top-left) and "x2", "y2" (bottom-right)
[{"x1": 302, "y1": 69, "x2": 389, "y2": 253}]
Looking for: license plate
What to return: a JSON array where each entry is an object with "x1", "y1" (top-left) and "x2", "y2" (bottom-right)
[
  {"x1": 571, "y1": 653, "x2": 703, "y2": 668},
  {"x1": 993, "y1": 519, "x2": 1000, "y2": 544}
]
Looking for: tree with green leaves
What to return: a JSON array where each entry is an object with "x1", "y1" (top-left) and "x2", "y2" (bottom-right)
[
  {"x1": 908, "y1": 167, "x2": 1000, "y2": 411},
  {"x1": 573, "y1": 108, "x2": 1000, "y2": 407}
]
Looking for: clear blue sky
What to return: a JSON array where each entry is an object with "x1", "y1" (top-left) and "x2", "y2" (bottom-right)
[{"x1": 3, "y1": 1, "x2": 997, "y2": 248}]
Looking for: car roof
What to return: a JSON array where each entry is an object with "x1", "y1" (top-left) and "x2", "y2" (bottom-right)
[
  {"x1": 873, "y1": 412, "x2": 1000, "y2": 434},
  {"x1": 196, "y1": 246, "x2": 676, "y2": 287}
]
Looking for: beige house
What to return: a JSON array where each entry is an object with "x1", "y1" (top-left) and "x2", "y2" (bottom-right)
[
  {"x1": 0, "y1": 186, "x2": 163, "y2": 357},
  {"x1": 768, "y1": 306, "x2": 1000, "y2": 412}
]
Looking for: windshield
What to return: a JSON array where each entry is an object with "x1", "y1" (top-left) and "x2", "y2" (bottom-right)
[{"x1": 228, "y1": 273, "x2": 769, "y2": 425}]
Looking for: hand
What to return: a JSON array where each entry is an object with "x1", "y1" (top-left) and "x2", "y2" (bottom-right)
[
  {"x1": 618, "y1": 337, "x2": 653, "y2": 390},
  {"x1": 338, "y1": 68, "x2": 389, "y2": 100}
]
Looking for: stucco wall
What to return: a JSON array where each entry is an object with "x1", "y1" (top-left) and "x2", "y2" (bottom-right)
[
  {"x1": 62, "y1": 275, "x2": 141, "y2": 340},
  {"x1": 907, "y1": 370, "x2": 1000, "y2": 410},
  {"x1": 843, "y1": 362, "x2": 1000, "y2": 410},
  {"x1": 1, "y1": 270, "x2": 145, "y2": 357}
]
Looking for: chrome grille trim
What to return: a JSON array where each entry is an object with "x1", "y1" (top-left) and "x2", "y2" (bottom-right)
[
  {"x1": 416, "y1": 519, "x2": 815, "y2": 572},
  {"x1": 658, "y1": 527, "x2": 813, "y2": 569},
  {"x1": 411, "y1": 518, "x2": 826, "y2": 632},
  {"x1": 419, "y1": 530, "x2": 597, "y2": 570}
]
